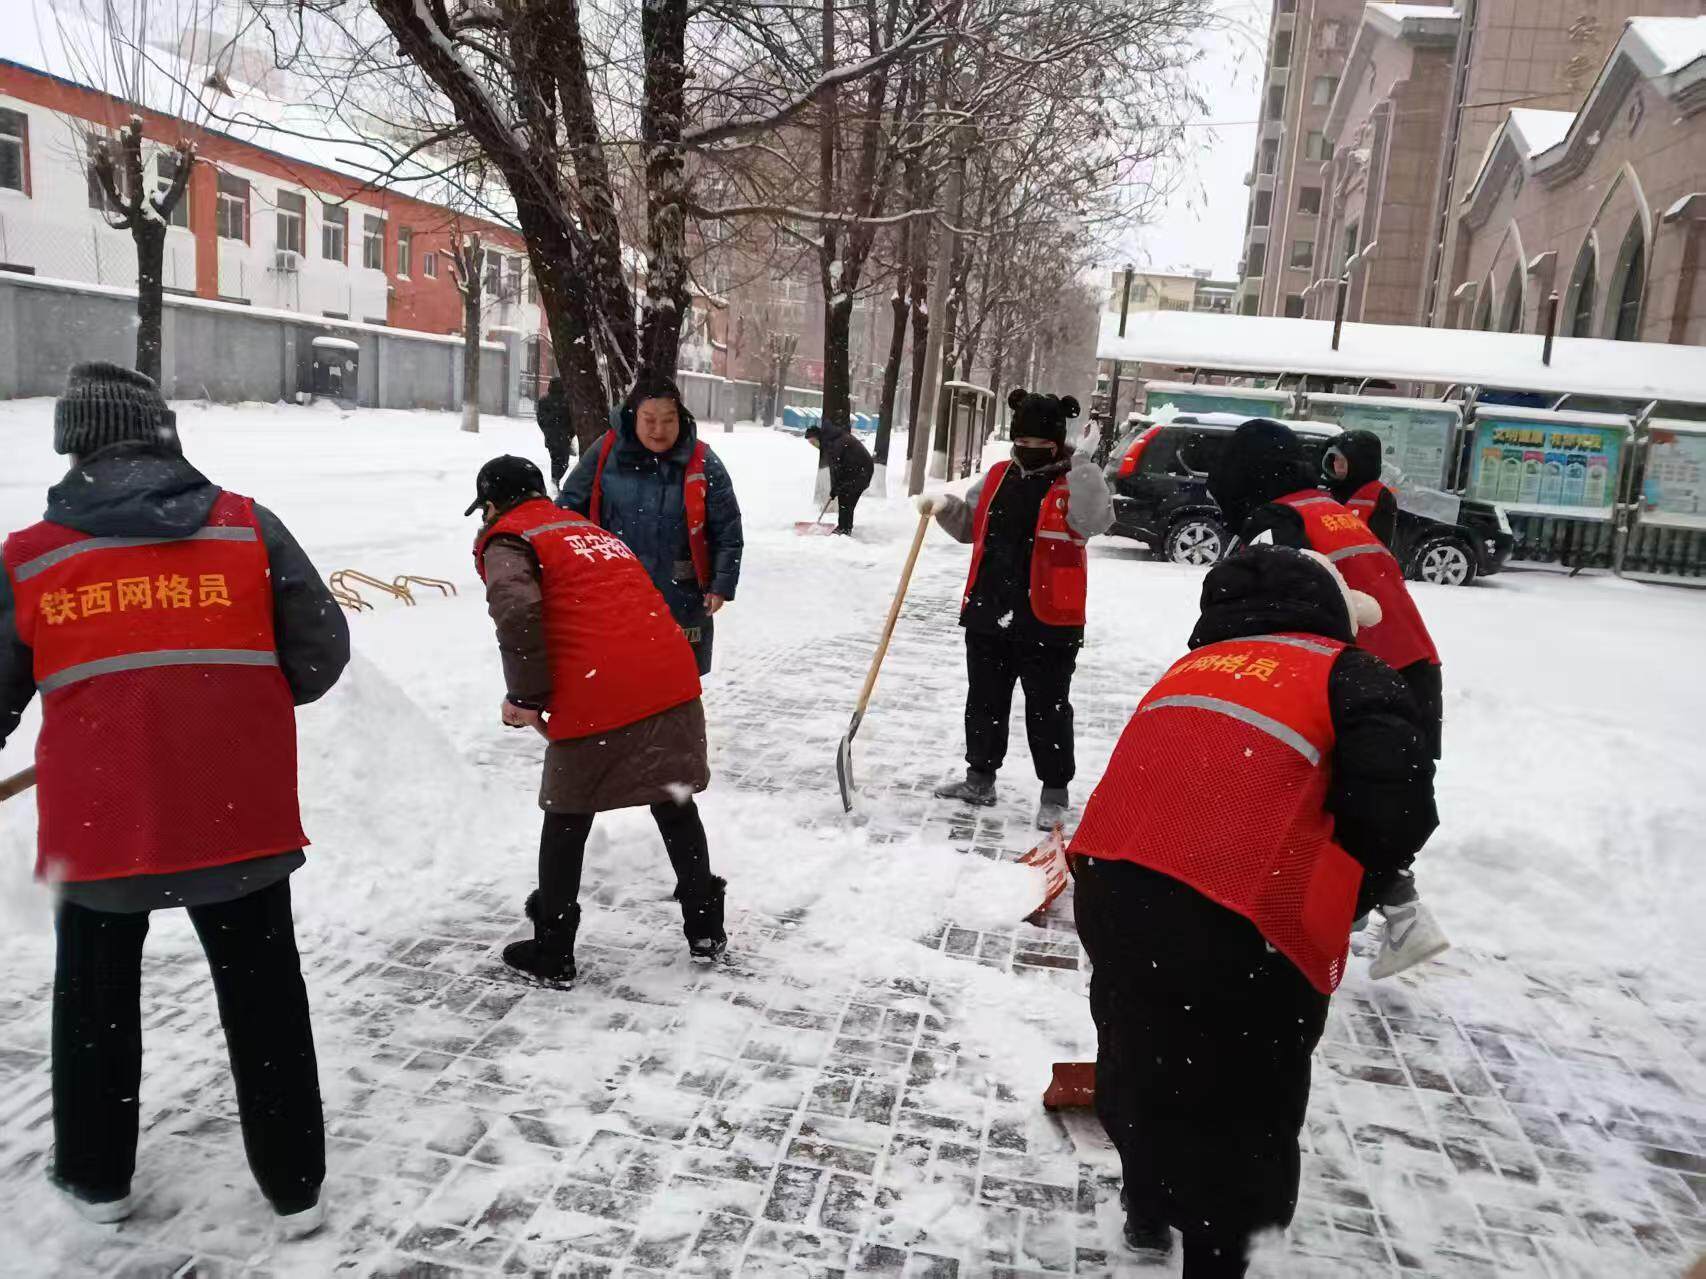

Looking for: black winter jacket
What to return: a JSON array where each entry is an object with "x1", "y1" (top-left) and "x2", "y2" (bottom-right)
[
  {"x1": 1328, "y1": 430, "x2": 1397, "y2": 547},
  {"x1": 0, "y1": 443, "x2": 350, "y2": 910},
  {"x1": 1189, "y1": 547, "x2": 1437, "y2": 909},
  {"x1": 816, "y1": 424, "x2": 874, "y2": 500}
]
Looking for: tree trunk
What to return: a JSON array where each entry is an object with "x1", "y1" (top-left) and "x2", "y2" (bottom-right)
[
  {"x1": 821, "y1": 292, "x2": 855, "y2": 431},
  {"x1": 533, "y1": 252, "x2": 612, "y2": 448},
  {"x1": 875, "y1": 276, "x2": 909, "y2": 467},
  {"x1": 133, "y1": 218, "x2": 167, "y2": 386},
  {"x1": 639, "y1": 0, "x2": 690, "y2": 375},
  {"x1": 462, "y1": 284, "x2": 482, "y2": 433}
]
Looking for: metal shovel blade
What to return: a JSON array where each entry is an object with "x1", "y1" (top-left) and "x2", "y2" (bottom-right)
[{"x1": 835, "y1": 731, "x2": 855, "y2": 811}]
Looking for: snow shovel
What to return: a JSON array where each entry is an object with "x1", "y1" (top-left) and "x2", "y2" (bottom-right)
[
  {"x1": 837, "y1": 510, "x2": 931, "y2": 812},
  {"x1": 1042, "y1": 1061, "x2": 1096, "y2": 1111},
  {"x1": 1020, "y1": 825, "x2": 1070, "y2": 923},
  {"x1": 0, "y1": 766, "x2": 36, "y2": 803},
  {"x1": 794, "y1": 497, "x2": 835, "y2": 535}
]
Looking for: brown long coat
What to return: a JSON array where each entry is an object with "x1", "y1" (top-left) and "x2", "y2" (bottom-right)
[{"x1": 482, "y1": 534, "x2": 710, "y2": 814}]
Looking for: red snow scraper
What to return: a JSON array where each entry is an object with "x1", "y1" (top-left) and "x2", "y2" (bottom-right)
[
  {"x1": 1020, "y1": 826, "x2": 1070, "y2": 922},
  {"x1": 1042, "y1": 1061, "x2": 1096, "y2": 1111},
  {"x1": 794, "y1": 497, "x2": 835, "y2": 535},
  {"x1": 837, "y1": 510, "x2": 931, "y2": 811},
  {"x1": 0, "y1": 766, "x2": 36, "y2": 803}
]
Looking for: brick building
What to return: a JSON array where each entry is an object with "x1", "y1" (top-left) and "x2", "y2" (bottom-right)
[{"x1": 1239, "y1": 0, "x2": 1706, "y2": 348}]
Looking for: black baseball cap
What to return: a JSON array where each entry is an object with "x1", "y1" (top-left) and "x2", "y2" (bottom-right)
[{"x1": 465, "y1": 454, "x2": 546, "y2": 516}]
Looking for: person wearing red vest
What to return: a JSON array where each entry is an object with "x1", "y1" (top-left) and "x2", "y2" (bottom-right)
[
  {"x1": 1068, "y1": 546, "x2": 1438, "y2": 1275},
  {"x1": 558, "y1": 371, "x2": 743, "y2": 676},
  {"x1": 916, "y1": 390, "x2": 1113, "y2": 830},
  {"x1": 470, "y1": 455, "x2": 727, "y2": 986},
  {"x1": 0, "y1": 363, "x2": 348, "y2": 1234},
  {"x1": 1323, "y1": 429, "x2": 1398, "y2": 547}
]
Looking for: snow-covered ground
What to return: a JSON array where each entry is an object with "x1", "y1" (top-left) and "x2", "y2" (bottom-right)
[{"x1": 0, "y1": 399, "x2": 1702, "y2": 1277}]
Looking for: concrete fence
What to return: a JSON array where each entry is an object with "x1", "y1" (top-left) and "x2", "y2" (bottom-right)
[{"x1": 0, "y1": 271, "x2": 517, "y2": 415}]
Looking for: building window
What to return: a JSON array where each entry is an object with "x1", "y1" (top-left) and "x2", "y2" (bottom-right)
[
  {"x1": 1267, "y1": 84, "x2": 1286, "y2": 120},
  {"x1": 1253, "y1": 190, "x2": 1273, "y2": 227},
  {"x1": 1610, "y1": 222, "x2": 1645, "y2": 341},
  {"x1": 1278, "y1": 0, "x2": 1295, "y2": 12},
  {"x1": 1341, "y1": 221, "x2": 1360, "y2": 271},
  {"x1": 1319, "y1": 20, "x2": 1344, "y2": 50},
  {"x1": 321, "y1": 202, "x2": 347, "y2": 262},
  {"x1": 215, "y1": 173, "x2": 249, "y2": 242},
  {"x1": 1246, "y1": 242, "x2": 1266, "y2": 277},
  {"x1": 1284, "y1": 294, "x2": 1305, "y2": 318},
  {"x1": 1260, "y1": 138, "x2": 1279, "y2": 174},
  {"x1": 423, "y1": 250, "x2": 439, "y2": 279},
  {"x1": 362, "y1": 214, "x2": 385, "y2": 270},
  {"x1": 1305, "y1": 131, "x2": 1331, "y2": 162},
  {"x1": 156, "y1": 154, "x2": 189, "y2": 227},
  {"x1": 397, "y1": 226, "x2": 412, "y2": 276},
  {"x1": 527, "y1": 268, "x2": 538, "y2": 305},
  {"x1": 1499, "y1": 264, "x2": 1523, "y2": 332},
  {"x1": 1298, "y1": 187, "x2": 1322, "y2": 216},
  {"x1": 276, "y1": 190, "x2": 306, "y2": 255},
  {"x1": 1273, "y1": 31, "x2": 1292, "y2": 68},
  {"x1": 1290, "y1": 239, "x2": 1314, "y2": 270},
  {"x1": 1311, "y1": 76, "x2": 1339, "y2": 107},
  {"x1": 484, "y1": 254, "x2": 502, "y2": 296},
  {"x1": 1566, "y1": 241, "x2": 1596, "y2": 337},
  {"x1": 0, "y1": 108, "x2": 28, "y2": 193}
]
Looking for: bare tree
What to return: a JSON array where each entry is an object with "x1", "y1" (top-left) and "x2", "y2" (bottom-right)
[
  {"x1": 447, "y1": 229, "x2": 487, "y2": 433},
  {"x1": 45, "y1": 0, "x2": 227, "y2": 383}
]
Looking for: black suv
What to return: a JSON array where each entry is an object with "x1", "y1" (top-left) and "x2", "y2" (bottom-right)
[{"x1": 1103, "y1": 414, "x2": 1515, "y2": 585}]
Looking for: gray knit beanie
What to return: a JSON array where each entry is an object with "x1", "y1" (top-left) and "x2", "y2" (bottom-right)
[{"x1": 53, "y1": 361, "x2": 179, "y2": 457}]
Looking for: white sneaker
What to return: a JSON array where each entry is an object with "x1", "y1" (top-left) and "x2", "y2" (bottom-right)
[
  {"x1": 276, "y1": 1197, "x2": 326, "y2": 1240},
  {"x1": 62, "y1": 1189, "x2": 134, "y2": 1224},
  {"x1": 1368, "y1": 899, "x2": 1450, "y2": 980}
]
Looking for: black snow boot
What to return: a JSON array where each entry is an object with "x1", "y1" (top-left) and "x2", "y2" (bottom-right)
[
  {"x1": 935, "y1": 768, "x2": 997, "y2": 806},
  {"x1": 677, "y1": 876, "x2": 728, "y2": 962},
  {"x1": 1120, "y1": 1188, "x2": 1174, "y2": 1257},
  {"x1": 502, "y1": 891, "x2": 579, "y2": 986}
]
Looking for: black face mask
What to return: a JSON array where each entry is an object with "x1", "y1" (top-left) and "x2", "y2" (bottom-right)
[{"x1": 1012, "y1": 444, "x2": 1058, "y2": 473}]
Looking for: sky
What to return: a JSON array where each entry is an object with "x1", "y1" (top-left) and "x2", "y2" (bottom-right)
[{"x1": 1117, "y1": 1, "x2": 1269, "y2": 281}]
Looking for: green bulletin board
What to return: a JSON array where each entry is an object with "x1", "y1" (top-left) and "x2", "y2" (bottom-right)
[
  {"x1": 1641, "y1": 423, "x2": 1706, "y2": 527},
  {"x1": 1144, "y1": 387, "x2": 1290, "y2": 419},
  {"x1": 1304, "y1": 397, "x2": 1459, "y2": 489},
  {"x1": 1468, "y1": 414, "x2": 1625, "y2": 514}
]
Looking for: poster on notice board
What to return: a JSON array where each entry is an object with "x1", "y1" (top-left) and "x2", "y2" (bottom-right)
[
  {"x1": 1468, "y1": 416, "x2": 1623, "y2": 514},
  {"x1": 1305, "y1": 399, "x2": 1457, "y2": 489},
  {"x1": 1641, "y1": 426, "x2": 1706, "y2": 526}
]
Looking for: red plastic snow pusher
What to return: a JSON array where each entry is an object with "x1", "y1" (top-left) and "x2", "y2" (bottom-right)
[
  {"x1": 837, "y1": 511, "x2": 931, "y2": 811},
  {"x1": 794, "y1": 497, "x2": 835, "y2": 535}
]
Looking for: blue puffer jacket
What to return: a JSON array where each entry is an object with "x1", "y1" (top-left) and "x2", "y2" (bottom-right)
[{"x1": 559, "y1": 402, "x2": 743, "y2": 629}]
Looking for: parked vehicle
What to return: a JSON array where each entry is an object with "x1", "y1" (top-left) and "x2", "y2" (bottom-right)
[{"x1": 1102, "y1": 413, "x2": 1515, "y2": 585}]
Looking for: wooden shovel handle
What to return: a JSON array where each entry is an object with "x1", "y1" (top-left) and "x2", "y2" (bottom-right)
[
  {"x1": 0, "y1": 765, "x2": 37, "y2": 803},
  {"x1": 851, "y1": 511, "x2": 932, "y2": 724}
]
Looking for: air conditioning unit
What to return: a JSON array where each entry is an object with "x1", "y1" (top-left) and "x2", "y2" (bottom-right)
[{"x1": 274, "y1": 249, "x2": 301, "y2": 273}]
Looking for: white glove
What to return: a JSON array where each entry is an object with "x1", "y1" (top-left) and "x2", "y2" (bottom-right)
[{"x1": 913, "y1": 493, "x2": 943, "y2": 515}]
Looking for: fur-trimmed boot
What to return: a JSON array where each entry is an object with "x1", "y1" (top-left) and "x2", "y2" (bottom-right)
[
  {"x1": 677, "y1": 876, "x2": 728, "y2": 962},
  {"x1": 502, "y1": 891, "x2": 579, "y2": 986}
]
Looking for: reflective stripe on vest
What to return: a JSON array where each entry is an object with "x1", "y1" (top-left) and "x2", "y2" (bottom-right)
[
  {"x1": 1327, "y1": 543, "x2": 1390, "y2": 563},
  {"x1": 964, "y1": 462, "x2": 1088, "y2": 628},
  {"x1": 11, "y1": 525, "x2": 259, "y2": 581},
  {"x1": 39, "y1": 648, "x2": 280, "y2": 694},
  {"x1": 588, "y1": 431, "x2": 712, "y2": 589},
  {"x1": 1068, "y1": 633, "x2": 1361, "y2": 993},
  {"x1": 1141, "y1": 693, "x2": 1322, "y2": 765}
]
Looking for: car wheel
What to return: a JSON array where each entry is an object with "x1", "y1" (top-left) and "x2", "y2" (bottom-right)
[
  {"x1": 1164, "y1": 517, "x2": 1225, "y2": 567},
  {"x1": 1413, "y1": 536, "x2": 1476, "y2": 586}
]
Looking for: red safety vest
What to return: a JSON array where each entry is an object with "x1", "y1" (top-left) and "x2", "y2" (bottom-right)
[
  {"x1": 475, "y1": 499, "x2": 701, "y2": 739},
  {"x1": 964, "y1": 461, "x2": 1089, "y2": 627},
  {"x1": 1069, "y1": 633, "x2": 1363, "y2": 993},
  {"x1": 588, "y1": 432, "x2": 712, "y2": 589},
  {"x1": 2, "y1": 492, "x2": 305, "y2": 884},
  {"x1": 1276, "y1": 490, "x2": 1440, "y2": 671},
  {"x1": 1345, "y1": 478, "x2": 1394, "y2": 523}
]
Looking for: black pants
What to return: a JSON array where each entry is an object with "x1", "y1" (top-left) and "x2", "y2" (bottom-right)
[
  {"x1": 52, "y1": 879, "x2": 323, "y2": 1213},
  {"x1": 542, "y1": 430, "x2": 574, "y2": 489},
  {"x1": 835, "y1": 488, "x2": 861, "y2": 533},
  {"x1": 538, "y1": 798, "x2": 716, "y2": 916},
  {"x1": 1074, "y1": 858, "x2": 1328, "y2": 1277},
  {"x1": 1399, "y1": 660, "x2": 1443, "y2": 759},
  {"x1": 963, "y1": 630, "x2": 1078, "y2": 787}
]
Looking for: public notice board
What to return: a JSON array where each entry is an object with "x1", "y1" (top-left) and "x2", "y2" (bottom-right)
[
  {"x1": 1641, "y1": 422, "x2": 1706, "y2": 528},
  {"x1": 1304, "y1": 396, "x2": 1458, "y2": 489},
  {"x1": 1143, "y1": 386, "x2": 1289, "y2": 419},
  {"x1": 1468, "y1": 413, "x2": 1625, "y2": 515}
]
